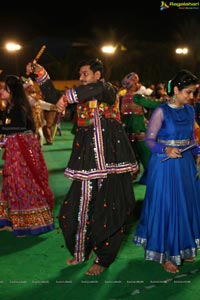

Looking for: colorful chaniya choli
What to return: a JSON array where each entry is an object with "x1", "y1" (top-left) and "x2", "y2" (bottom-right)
[{"x1": 0, "y1": 132, "x2": 54, "y2": 236}]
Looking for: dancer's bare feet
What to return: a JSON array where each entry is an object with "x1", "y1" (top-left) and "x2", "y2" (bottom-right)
[
  {"x1": 162, "y1": 261, "x2": 179, "y2": 273},
  {"x1": 85, "y1": 264, "x2": 105, "y2": 276},
  {"x1": 66, "y1": 257, "x2": 79, "y2": 265}
]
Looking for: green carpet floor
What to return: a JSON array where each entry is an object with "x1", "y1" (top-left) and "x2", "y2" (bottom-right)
[{"x1": 0, "y1": 122, "x2": 200, "y2": 300}]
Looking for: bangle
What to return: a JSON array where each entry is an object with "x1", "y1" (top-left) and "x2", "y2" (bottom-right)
[{"x1": 162, "y1": 145, "x2": 167, "y2": 153}]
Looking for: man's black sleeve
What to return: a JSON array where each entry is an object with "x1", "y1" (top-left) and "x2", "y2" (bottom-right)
[
  {"x1": 74, "y1": 81, "x2": 117, "y2": 105},
  {"x1": 39, "y1": 79, "x2": 62, "y2": 104}
]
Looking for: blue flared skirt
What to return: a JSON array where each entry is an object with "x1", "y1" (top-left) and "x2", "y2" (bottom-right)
[{"x1": 133, "y1": 150, "x2": 200, "y2": 265}]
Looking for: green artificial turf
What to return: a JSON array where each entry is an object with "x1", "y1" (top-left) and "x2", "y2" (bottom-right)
[{"x1": 0, "y1": 121, "x2": 199, "y2": 300}]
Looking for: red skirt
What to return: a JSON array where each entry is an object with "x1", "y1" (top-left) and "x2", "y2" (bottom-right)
[{"x1": 0, "y1": 132, "x2": 54, "y2": 236}]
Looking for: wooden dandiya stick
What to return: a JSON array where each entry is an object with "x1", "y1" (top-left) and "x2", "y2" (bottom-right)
[
  {"x1": 26, "y1": 45, "x2": 46, "y2": 75},
  {"x1": 160, "y1": 143, "x2": 197, "y2": 162},
  {"x1": 32, "y1": 45, "x2": 46, "y2": 64},
  {"x1": 52, "y1": 112, "x2": 62, "y2": 140}
]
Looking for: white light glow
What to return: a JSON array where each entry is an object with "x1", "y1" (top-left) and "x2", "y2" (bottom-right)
[
  {"x1": 101, "y1": 45, "x2": 116, "y2": 54},
  {"x1": 6, "y1": 42, "x2": 21, "y2": 51},
  {"x1": 175, "y1": 47, "x2": 188, "y2": 55}
]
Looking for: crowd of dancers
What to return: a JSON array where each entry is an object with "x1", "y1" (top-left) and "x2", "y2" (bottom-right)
[{"x1": 0, "y1": 57, "x2": 200, "y2": 275}]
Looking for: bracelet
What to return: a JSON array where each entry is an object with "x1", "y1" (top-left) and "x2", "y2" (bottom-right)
[{"x1": 162, "y1": 145, "x2": 167, "y2": 153}]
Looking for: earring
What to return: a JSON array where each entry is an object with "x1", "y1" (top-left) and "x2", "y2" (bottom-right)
[{"x1": 172, "y1": 95, "x2": 176, "y2": 103}]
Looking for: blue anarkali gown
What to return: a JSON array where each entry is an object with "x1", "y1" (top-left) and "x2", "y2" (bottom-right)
[{"x1": 133, "y1": 102, "x2": 200, "y2": 266}]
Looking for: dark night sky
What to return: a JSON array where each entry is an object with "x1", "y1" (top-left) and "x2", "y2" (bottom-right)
[
  {"x1": 0, "y1": 3, "x2": 200, "y2": 78},
  {"x1": 0, "y1": 3, "x2": 199, "y2": 43}
]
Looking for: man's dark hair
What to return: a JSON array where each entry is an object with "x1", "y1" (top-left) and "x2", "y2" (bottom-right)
[{"x1": 77, "y1": 58, "x2": 104, "y2": 79}]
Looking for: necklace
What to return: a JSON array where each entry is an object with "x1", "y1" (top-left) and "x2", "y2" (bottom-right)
[{"x1": 167, "y1": 103, "x2": 184, "y2": 109}]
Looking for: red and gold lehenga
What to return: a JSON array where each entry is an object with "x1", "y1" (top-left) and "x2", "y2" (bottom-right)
[{"x1": 0, "y1": 129, "x2": 54, "y2": 236}]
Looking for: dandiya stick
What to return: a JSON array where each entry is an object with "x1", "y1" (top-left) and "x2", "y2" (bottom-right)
[
  {"x1": 26, "y1": 45, "x2": 46, "y2": 75},
  {"x1": 32, "y1": 45, "x2": 46, "y2": 64},
  {"x1": 160, "y1": 143, "x2": 196, "y2": 162}
]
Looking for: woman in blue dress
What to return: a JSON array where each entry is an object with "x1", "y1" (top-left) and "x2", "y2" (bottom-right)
[{"x1": 133, "y1": 69, "x2": 200, "y2": 273}]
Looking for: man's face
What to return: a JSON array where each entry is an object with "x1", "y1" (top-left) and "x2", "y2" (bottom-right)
[{"x1": 79, "y1": 65, "x2": 100, "y2": 85}]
